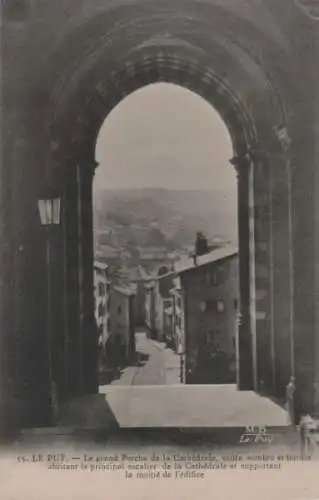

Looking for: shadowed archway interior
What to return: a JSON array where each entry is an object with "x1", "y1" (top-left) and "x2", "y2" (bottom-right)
[
  {"x1": 45, "y1": 38, "x2": 285, "y2": 409},
  {"x1": 3, "y1": 0, "x2": 317, "y2": 433}
]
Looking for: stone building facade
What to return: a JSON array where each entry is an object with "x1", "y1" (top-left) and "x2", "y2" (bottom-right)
[
  {"x1": 174, "y1": 246, "x2": 239, "y2": 384},
  {"x1": 109, "y1": 285, "x2": 136, "y2": 366},
  {"x1": 121, "y1": 265, "x2": 149, "y2": 327},
  {"x1": 144, "y1": 273, "x2": 174, "y2": 341},
  {"x1": 170, "y1": 277, "x2": 185, "y2": 353},
  {"x1": 93, "y1": 262, "x2": 111, "y2": 363},
  {"x1": 144, "y1": 282, "x2": 156, "y2": 339}
]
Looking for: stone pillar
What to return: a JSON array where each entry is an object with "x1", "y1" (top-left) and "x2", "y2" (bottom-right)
[
  {"x1": 64, "y1": 164, "x2": 82, "y2": 397},
  {"x1": 0, "y1": 96, "x2": 15, "y2": 440},
  {"x1": 289, "y1": 120, "x2": 314, "y2": 418},
  {"x1": 273, "y1": 120, "x2": 317, "y2": 419},
  {"x1": 285, "y1": 0, "x2": 319, "y2": 420},
  {"x1": 250, "y1": 148, "x2": 273, "y2": 394},
  {"x1": 78, "y1": 162, "x2": 98, "y2": 395},
  {"x1": 231, "y1": 148, "x2": 274, "y2": 394},
  {"x1": 1, "y1": 69, "x2": 52, "y2": 429},
  {"x1": 62, "y1": 159, "x2": 98, "y2": 398},
  {"x1": 266, "y1": 131, "x2": 293, "y2": 401},
  {"x1": 49, "y1": 176, "x2": 66, "y2": 406},
  {"x1": 313, "y1": 24, "x2": 319, "y2": 416},
  {"x1": 0, "y1": 15, "x2": 47, "y2": 435},
  {"x1": 230, "y1": 154, "x2": 254, "y2": 390}
]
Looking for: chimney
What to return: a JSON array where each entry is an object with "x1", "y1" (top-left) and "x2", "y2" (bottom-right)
[{"x1": 195, "y1": 231, "x2": 209, "y2": 256}]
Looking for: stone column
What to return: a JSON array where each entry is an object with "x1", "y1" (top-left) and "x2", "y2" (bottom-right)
[
  {"x1": 77, "y1": 161, "x2": 98, "y2": 395},
  {"x1": 0, "y1": 15, "x2": 51, "y2": 434},
  {"x1": 2, "y1": 96, "x2": 52, "y2": 429},
  {"x1": 62, "y1": 157, "x2": 98, "y2": 398},
  {"x1": 0, "y1": 101, "x2": 15, "y2": 439},
  {"x1": 268, "y1": 130, "x2": 293, "y2": 401},
  {"x1": 47, "y1": 169, "x2": 67, "y2": 406},
  {"x1": 230, "y1": 153, "x2": 254, "y2": 390},
  {"x1": 291, "y1": 0, "x2": 319, "y2": 420},
  {"x1": 313, "y1": 24, "x2": 319, "y2": 416},
  {"x1": 231, "y1": 148, "x2": 274, "y2": 394},
  {"x1": 249, "y1": 148, "x2": 273, "y2": 395},
  {"x1": 63, "y1": 164, "x2": 82, "y2": 398}
]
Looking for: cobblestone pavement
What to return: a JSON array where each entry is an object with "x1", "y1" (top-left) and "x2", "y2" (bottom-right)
[
  {"x1": 9, "y1": 335, "x2": 301, "y2": 456},
  {"x1": 55, "y1": 327, "x2": 292, "y2": 430},
  {"x1": 99, "y1": 331, "x2": 181, "y2": 389}
]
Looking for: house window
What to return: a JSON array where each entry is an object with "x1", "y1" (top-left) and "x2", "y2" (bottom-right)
[
  {"x1": 176, "y1": 316, "x2": 180, "y2": 329},
  {"x1": 118, "y1": 305, "x2": 122, "y2": 315},
  {"x1": 205, "y1": 299, "x2": 225, "y2": 313},
  {"x1": 205, "y1": 331, "x2": 217, "y2": 346},
  {"x1": 217, "y1": 300, "x2": 225, "y2": 313},
  {"x1": 208, "y1": 269, "x2": 218, "y2": 286},
  {"x1": 233, "y1": 298, "x2": 238, "y2": 310},
  {"x1": 199, "y1": 301, "x2": 207, "y2": 312},
  {"x1": 209, "y1": 264, "x2": 228, "y2": 286}
]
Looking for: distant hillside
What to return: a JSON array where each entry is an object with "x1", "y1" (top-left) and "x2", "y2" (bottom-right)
[{"x1": 93, "y1": 187, "x2": 237, "y2": 249}]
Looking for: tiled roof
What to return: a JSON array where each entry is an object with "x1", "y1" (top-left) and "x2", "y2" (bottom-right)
[{"x1": 175, "y1": 244, "x2": 238, "y2": 275}]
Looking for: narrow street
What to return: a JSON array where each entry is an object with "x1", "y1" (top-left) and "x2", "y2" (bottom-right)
[
  {"x1": 132, "y1": 331, "x2": 181, "y2": 385},
  {"x1": 53, "y1": 330, "x2": 293, "y2": 430},
  {"x1": 100, "y1": 330, "x2": 181, "y2": 389}
]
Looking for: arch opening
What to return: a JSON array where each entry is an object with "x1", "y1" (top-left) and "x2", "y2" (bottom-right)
[
  {"x1": 93, "y1": 82, "x2": 240, "y2": 388},
  {"x1": 2, "y1": 0, "x2": 308, "y2": 435},
  {"x1": 46, "y1": 41, "x2": 283, "y2": 425},
  {"x1": 48, "y1": 48, "x2": 260, "y2": 169}
]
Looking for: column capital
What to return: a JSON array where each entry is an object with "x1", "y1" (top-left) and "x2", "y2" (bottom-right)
[
  {"x1": 230, "y1": 146, "x2": 267, "y2": 172},
  {"x1": 230, "y1": 147, "x2": 269, "y2": 182},
  {"x1": 273, "y1": 125, "x2": 292, "y2": 153},
  {"x1": 82, "y1": 158, "x2": 99, "y2": 178},
  {"x1": 295, "y1": 1, "x2": 319, "y2": 21},
  {"x1": 229, "y1": 152, "x2": 251, "y2": 174}
]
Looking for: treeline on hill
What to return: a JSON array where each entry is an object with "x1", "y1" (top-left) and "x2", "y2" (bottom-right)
[{"x1": 94, "y1": 188, "x2": 237, "y2": 250}]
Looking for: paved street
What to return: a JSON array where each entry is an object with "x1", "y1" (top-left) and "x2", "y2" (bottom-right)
[
  {"x1": 100, "y1": 331, "x2": 181, "y2": 389},
  {"x1": 53, "y1": 330, "x2": 293, "y2": 430}
]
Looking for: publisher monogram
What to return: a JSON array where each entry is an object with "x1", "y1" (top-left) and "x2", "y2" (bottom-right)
[{"x1": 239, "y1": 426, "x2": 273, "y2": 444}]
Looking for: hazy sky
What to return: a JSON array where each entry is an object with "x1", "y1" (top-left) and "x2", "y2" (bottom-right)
[{"x1": 94, "y1": 82, "x2": 236, "y2": 192}]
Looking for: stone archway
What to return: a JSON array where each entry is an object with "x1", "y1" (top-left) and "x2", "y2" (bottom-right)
[
  {"x1": 3, "y1": 0, "x2": 316, "y2": 432},
  {"x1": 46, "y1": 27, "x2": 288, "y2": 407}
]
